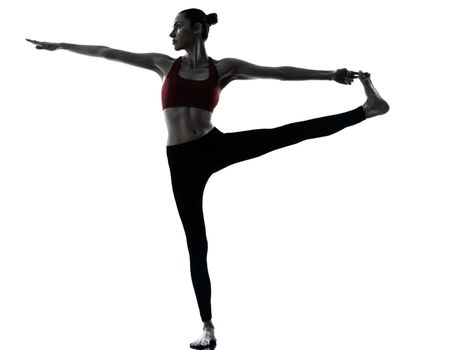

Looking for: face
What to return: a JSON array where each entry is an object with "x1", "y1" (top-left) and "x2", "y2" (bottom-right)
[{"x1": 169, "y1": 14, "x2": 202, "y2": 51}]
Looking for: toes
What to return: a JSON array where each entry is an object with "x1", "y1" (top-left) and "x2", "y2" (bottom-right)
[
  {"x1": 190, "y1": 338, "x2": 210, "y2": 349},
  {"x1": 358, "y1": 70, "x2": 371, "y2": 80}
]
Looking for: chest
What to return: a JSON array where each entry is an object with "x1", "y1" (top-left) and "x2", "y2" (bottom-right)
[
  {"x1": 177, "y1": 62, "x2": 210, "y2": 81},
  {"x1": 162, "y1": 57, "x2": 230, "y2": 82}
]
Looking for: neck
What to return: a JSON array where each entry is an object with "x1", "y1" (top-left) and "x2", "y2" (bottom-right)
[{"x1": 183, "y1": 41, "x2": 208, "y2": 70}]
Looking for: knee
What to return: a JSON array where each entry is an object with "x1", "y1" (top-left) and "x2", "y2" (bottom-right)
[{"x1": 186, "y1": 236, "x2": 208, "y2": 257}]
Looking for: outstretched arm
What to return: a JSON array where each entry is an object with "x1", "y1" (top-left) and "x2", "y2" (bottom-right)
[
  {"x1": 27, "y1": 39, "x2": 110, "y2": 57},
  {"x1": 26, "y1": 39, "x2": 171, "y2": 78},
  {"x1": 220, "y1": 57, "x2": 368, "y2": 85}
]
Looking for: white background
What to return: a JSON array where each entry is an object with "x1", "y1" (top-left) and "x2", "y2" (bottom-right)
[{"x1": 1, "y1": 0, "x2": 467, "y2": 349}]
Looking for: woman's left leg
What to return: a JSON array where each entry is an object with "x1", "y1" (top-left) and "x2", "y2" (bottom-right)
[{"x1": 209, "y1": 106, "x2": 366, "y2": 172}]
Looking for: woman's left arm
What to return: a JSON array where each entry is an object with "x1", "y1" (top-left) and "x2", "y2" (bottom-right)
[{"x1": 222, "y1": 58, "x2": 359, "y2": 85}]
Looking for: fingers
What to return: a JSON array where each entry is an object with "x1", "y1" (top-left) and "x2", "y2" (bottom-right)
[
  {"x1": 26, "y1": 38, "x2": 53, "y2": 50},
  {"x1": 26, "y1": 38, "x2": 48, "y2": 47},
  {"x1": 336, "y1": 68, "x2": 371, "y2": 85},
  {"x1": 345, "y1": 70, "x2": 371, "y2": 84},
  {"x1": 26, "y1": 38, "x2": 44, "y2": 48},
  {"x1": 345, "y1": 70, "x2": 354, "y2": 85}
]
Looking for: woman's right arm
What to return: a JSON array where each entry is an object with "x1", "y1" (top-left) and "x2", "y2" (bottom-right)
[
  {"x1": 61, "y1": 42, "x2": 108, "y2": 56},
  {"x1": 26, "y1": 39, "x2": 172, "y2": 78}
]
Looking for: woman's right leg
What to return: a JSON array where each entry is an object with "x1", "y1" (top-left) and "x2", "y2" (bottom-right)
[
  {"x1": 169, "y1": 169, "x2": 213, "y2": 323},
  {"x1": 167, "y1": 143, "x2": 218, "y2": 348},
  {"x1": 166, "y1": 142, "x2": 216, "y2": 323}
]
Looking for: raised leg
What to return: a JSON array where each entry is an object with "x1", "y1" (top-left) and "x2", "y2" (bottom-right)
[
  {"x1": 210, "y1": 106, "x2": 366, "y2": 172},
  {"x1": 359, "y1": 71, "x2": 390, "y2": 118}
]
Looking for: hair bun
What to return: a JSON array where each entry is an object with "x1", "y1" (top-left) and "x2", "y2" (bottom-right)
[{"x1": 206, "y1": 13, "x2": 218, "y2": 25}]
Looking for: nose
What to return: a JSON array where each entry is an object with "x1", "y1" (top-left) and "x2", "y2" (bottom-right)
[{"x1": 169, "y1": 29, "x2": 176, "y2": 38}]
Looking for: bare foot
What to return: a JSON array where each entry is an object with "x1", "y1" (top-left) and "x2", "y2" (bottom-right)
[
  {"x1": 190, "y1": 324, "x2": 217, "y2": 349},
  {"x1": 359, "y1": 71, "x2": 390, "y2": 118}
]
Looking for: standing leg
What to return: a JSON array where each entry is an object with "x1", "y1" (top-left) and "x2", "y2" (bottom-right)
[
  {"x1": 167, "y1": 147, "x2": 218, "y2": 349},
  {"x1": 170, "y1": 170, "x2": 213, "y2": 322}
]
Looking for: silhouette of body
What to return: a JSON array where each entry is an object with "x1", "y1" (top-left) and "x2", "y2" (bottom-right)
[{"x1": 26, "y1": 8, "x2": 389, "y2": 349}]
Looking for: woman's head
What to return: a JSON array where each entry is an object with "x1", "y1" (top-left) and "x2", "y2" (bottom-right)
[{"x1": 170, "y1": 9, "x2": 218, "y2": 49}]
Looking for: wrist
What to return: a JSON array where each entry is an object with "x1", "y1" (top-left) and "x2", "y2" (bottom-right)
[{"x1": 329, "y1": 70, "x2": 336, "y2": 80}]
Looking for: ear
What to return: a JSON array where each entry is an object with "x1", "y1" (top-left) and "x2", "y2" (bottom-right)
[{"x1": 194, "y1": 22, "x2": 203, "y2": 34}]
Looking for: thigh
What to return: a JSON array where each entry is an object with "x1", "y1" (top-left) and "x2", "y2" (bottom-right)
[
  {"x1": 209, "y1": 128, "x2": 279, "y2": 172},
  {"x1": 170, "y1": 169, "x2": 206, "y2": 224},
  {"x1": 168, "y1": 162, "x2": 210, "y2": 245},
  {"x1": 209, "y1": 107, "x2": 366, "y2": 172}
]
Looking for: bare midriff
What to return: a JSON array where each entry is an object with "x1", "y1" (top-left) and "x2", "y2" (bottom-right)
[{"x1": 164, "y1": 106, "x2": 215, "y2": 146}]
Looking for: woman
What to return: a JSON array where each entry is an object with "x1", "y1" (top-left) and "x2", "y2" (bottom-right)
[{"x1": 26, "y1": 7, "x2": 389, "y2": 349}]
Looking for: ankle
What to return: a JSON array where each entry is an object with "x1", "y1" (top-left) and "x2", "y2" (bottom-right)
[
  {"x1": 362, "y1": 103, "x2": 371, "y2": 118},
  {"x1": 203, "y1": 320, "x2": 214, "y2": 330}
]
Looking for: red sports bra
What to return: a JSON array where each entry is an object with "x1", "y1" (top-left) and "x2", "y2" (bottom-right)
[{"x1": 161, "y1": 56, "x2": 221, "y2": 112}]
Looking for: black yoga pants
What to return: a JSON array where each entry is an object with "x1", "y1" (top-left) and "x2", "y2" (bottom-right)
[{"x1": 166, "y1": 106, "x2": 366, "y2": 322}]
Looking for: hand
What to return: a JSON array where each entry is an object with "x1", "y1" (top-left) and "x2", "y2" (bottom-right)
[
  {"x1": 26, "y1": 38, "x2": 61, "y2": 51},
  {"x1": 333, "y1": 68, "x2": 370, "y2": 85}
]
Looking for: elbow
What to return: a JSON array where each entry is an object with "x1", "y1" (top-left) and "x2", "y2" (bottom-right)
[
  {"x1": 276, "y1": 67, "x2": 286, "y2": 81},
  {"x1": 100, "y1": 46, "x2": 112, "y2": 59}
]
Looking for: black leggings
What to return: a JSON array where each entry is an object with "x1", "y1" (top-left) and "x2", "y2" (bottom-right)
[{"x1": 166, "y1": 106, "x2": 366, "y2": 322}]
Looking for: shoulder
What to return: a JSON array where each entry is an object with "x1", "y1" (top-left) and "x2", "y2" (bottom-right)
[
  {"x1": 153, "y1": 54, "x2": 178, "y2": 77},
  {"x1": 153, "y1": 53, "x2": 176, "y2": 65},
  {"x1": 211, "y1": 57, "x2": 279, "y2": 81},
  {"x1": 211, "y1": 57, "x2": 244, "y2": 80}
]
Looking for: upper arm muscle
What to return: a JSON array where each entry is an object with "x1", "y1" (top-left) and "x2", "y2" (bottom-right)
[
  {"x1": 103, "y1": 49, "x2": 172, "y2": 78},
  {"x1": 223, "y1": 58, "x2": 281, "y2": 80}
]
